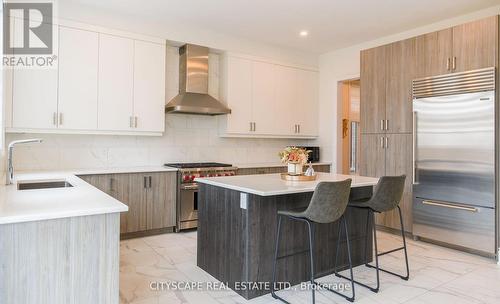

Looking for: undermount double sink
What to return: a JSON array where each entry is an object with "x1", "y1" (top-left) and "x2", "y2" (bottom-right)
[{"x1": 17, "y1": 180, "x2": 73, "y2": 191}]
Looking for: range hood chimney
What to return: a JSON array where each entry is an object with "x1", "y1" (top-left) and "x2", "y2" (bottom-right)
[{"x1": 165, "y1": 44, "x2": 231, "y2": 115}]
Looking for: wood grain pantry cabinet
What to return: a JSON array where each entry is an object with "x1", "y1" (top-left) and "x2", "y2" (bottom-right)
[
  {"x1": 79, "y1": 172, "x2": 176, "y2": 235},
  {"x1": 6, "y1": 18, "x2": 166, "y2": 135},
  {"x1": 416, "y1": 16, "x2": 498, "y2": 76},
  {"x1": 359, "y1": 15, "x2": 498, "y2": 233},
  {"x1": 360, "y1": 134, "x2": 412, "y2": 232},
  {"x1": 219, "y1": 55, "x2": 319, "y2": 138}
]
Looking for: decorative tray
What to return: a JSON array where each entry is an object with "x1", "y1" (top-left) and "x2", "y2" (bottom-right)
[{"x1": 280, "y1": 173, "x2": 317, "y2": 181}]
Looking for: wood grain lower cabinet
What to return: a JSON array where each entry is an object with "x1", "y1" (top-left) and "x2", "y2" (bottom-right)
[
  {"x1": 359, "y1": 134, "x2": 413, "y2": 232},
  {"x1": 79, "y1": 172, "x2": 176, "y2": 234}
]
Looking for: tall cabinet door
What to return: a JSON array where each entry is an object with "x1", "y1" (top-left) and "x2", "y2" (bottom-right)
[
  {"x1": 146, "y1": 172, "x2": 176, "y2": 230},
  {"x1": 274, "y1": 65, "x2": 297, "y2": 135},
  {"x1": 415, "y1": 28, "x2": 453, "y2": 77},
  {"x1": 224, "y1": 56, "x2": 253, "y2": 133},
  {"x1": 251, "y1": 61, "x2": 276, "y2": 135},
  {"x1": 452, "y1": 16, "x2": 498, "y2": 72},
  {"x1": 98, "y1": 34, "x2": 134, "y2": 131},
  {"x1": 381, "y1": 134, "x2": 413, "y2": 232},
  {"x1": 58, "y1": 26, "x2": 98, "y2": 130},
  {"x1": 385, "y1": 38, "x2": 416, "y2": 133},
  {"x1": 133, "y1": 40, "x2": 166, "y2": 132},
  {"x1": 359, "y1": 134, "x2": 385, "y2": 178},
  {"x1": 360, "y1": 46, "x2": 386, "y2": 134},
  {"x1": 295, "y1": 69, "x2": 319, "y2": 136}
]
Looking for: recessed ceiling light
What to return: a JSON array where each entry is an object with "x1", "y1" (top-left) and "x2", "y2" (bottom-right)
[{"x1": 299, "y1": 30, "x2": 308, "y2": 37}]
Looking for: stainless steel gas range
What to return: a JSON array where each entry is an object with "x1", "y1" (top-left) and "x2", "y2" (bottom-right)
[{"x1": 164, "y1": 163, "x2": 237, "y2": 231}]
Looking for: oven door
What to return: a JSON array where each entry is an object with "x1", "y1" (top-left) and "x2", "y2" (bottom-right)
[{"x1": 179, "y1": 183, "x2": 198, "y2": 230}]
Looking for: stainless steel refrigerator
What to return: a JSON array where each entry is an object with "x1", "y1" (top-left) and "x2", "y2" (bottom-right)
[{"x1": 412, "y1": 67, "x2": 496, "y2": 255}]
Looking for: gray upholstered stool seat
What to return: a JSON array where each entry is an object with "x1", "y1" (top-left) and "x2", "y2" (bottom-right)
[
  {"x1": 271, "y1": 179, "x2": 356, "y2": 303},
  {"x1": 336, "y1": 175, "x2": 409, "y2": 293}
]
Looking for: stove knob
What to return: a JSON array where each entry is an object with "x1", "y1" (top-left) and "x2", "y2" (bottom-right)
[
  {"x1": 190, "y1": 175, "x2": 196, "y2": 181},
  {"x1": 199, "y1": 174, "x2": 205, "y2": 178},
  {"x1": 183, "y1": 175, "x2": 190, "y2": 182}
]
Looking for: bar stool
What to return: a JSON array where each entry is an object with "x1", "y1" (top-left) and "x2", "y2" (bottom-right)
[
  {"x1": 271, "y1": 179, "x2": 355, "y2": 303},
  {"x1": 335, "y1": 175, "x2": 409, "y2": 293}
]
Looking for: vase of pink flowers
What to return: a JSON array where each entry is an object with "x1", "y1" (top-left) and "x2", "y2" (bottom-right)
[{"x1": 279, "y1": 147, "x2": 311, "y2": 175}]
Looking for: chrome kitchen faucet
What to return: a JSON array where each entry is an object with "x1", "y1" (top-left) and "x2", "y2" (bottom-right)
[{"x1": 6, "y1": 139, "x2": 43, "y2": 185}]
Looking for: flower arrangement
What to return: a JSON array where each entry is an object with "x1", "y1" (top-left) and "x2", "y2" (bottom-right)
[{"x1": 279, "y1": 147, "x2": 310, "y2": 165}]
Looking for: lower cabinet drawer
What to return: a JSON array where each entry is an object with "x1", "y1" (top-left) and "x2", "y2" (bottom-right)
[{"x1": 412, "y1": 197, "x2": 495, "y2": 254}]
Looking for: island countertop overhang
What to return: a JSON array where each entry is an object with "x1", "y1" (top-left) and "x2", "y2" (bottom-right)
[{"x1": 195, "y1": 172, "x2": 379, "y2": 196}]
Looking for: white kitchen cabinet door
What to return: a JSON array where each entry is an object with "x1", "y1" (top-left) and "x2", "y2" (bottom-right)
[
  {"x1": 251, "y1": 61, "x2": 276, "y2": 135},
  {"x1": 98, "y1": 34, "x2": 134, "y2": 131},
  {"x1": 58, "y1": 26, "x2": 98, "y2": 130},
  {"x1": 11, "y1": 19, "x2": 58, "y2": 129},
  {"x1": 224, "y1": 56, "x2": 253, "y2": 134},
  {"x1": 274, "y1": 65, "x2": 297, "y2": 135},
  {"x1": 133, "y1": 40, "x2": 166, "y2": 132},
  {"x1": 295, "y1": 69, "x2": 319, "y2": 136}
]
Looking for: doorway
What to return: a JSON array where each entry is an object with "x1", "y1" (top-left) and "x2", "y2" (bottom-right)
[{"x1": 337, "y1": 79, "x2": 360, "y2": 175}]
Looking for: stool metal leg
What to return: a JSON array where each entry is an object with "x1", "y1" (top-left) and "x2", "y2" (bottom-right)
[
  {"x1": 306, "y1": 220, "x2": 316, "y2": 304},
  {"x1": 271, "y1": 216, "x2": 290, "y2": 303},
  {"x1": 336, "y1": 210, "x2": 379, "y2": 292},
  {"x1": 365, "y1": 206, "x2": 410, "y2": 281},
  {"x1": 324, "y1": 216, "x2": 355, "y2": 302}
]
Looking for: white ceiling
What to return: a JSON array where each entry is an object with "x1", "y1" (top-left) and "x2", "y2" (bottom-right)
[{"x1": 62, "y1": 0, "x2": 499, "y2": 53}]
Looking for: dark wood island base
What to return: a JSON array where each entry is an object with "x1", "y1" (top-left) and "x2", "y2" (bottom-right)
[{"x1": 197, "y1": 183, "x2": 374, "y2": 300}]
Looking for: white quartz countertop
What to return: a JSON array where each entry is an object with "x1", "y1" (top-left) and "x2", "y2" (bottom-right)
[
  {"x1": 196, "y1": 172, "x2": 378, "y2": 196},
  {"x1": 0, "y1": 171, "x2": 129, "y2": 225},
  {"x1": 234, "y1": 162, "x2": 332, "y2": 169}
]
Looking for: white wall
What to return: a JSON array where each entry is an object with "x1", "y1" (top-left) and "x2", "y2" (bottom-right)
[{"x1": 316, "y1": 5, "x2": 500, "y2": 173}]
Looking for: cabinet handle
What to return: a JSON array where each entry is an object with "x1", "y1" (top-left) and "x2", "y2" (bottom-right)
[
  {"x1": 384, "y1": 137, "x2": 388, "y2": 149},
  {"x1": 422, "y1": 200, "x2": 477, "y2": 212},
  {"x1": 59, "y1": 113, "x2": 63, "y2": 125},
  {"x1": 380, "y1": 137, "x2": 384, "y2": 148},
  {"x1": 446, "y1": 57, "x2": 451, "y2": 71},
  {"x1": 384, "y1": 120, "x2": 388, "y2": 131},
  {"x1": 143, "y1": 176, "x2": 147, "y2": 188},
  {"x1": 130, "y1": 116, "x2": 134, "y2": 128},
  {"x1": 298, "y1": 124, "x2": 300, "y2": 133},
  {"x1": 452, "y1": 57, "x2": 457, "y2": 71},
  {"x1": 148, "y1": 176, "x2": 152, "y2": 188},
  {"x1": 53, "y1": 112, "x2": 57, "y2": 125},
  {"x1": 380, "y1": 119, "x2": 384, "y2": 130},
  {"x1": 253, "y1": 122, "x2": 256, "y2": 132},
  {"x1": 249, "y1": 122, "x2": 252, "y2": 132},
  {"x1": 109, "y1": 178, "x2": 115, "y2": 192},
  {"x1": 134, "y1": 116, "x2": 138, "y2": 128}
]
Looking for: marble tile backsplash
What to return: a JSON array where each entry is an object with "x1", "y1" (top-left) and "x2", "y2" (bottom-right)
[{"x1": 6, "y1": 114, "x2": 313, "y2": 171}]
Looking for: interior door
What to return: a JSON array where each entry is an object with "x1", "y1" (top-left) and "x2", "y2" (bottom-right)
[
  {"x1": 251, "y1": 61, "x2": 276, "y2": 135},
  {"x1": 385, "y1": 38, "x2": 416, "y2": 133},
  {"x1": 58, "y1": 26, "x2": 98, "y2": 130},
  {"x1": 415, "y1": 28, "x2": 453, "y2": 77},
  {"x1": 360, "y1": 46, "x2": 386, "y2": 133},
  {"x1": 452, "y1": 16, "x2": 498, "y2": 72},
  {"x1": 133, "y1": 40, "x2": 166, "y2": 132},
  {"x1": 98, "y1": 34, "x2": 134, "y2": 131}
]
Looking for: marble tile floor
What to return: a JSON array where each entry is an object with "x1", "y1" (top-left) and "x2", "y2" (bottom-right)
[{"x1": 119, "y1": 230, "x2": 500, "y2": 304}]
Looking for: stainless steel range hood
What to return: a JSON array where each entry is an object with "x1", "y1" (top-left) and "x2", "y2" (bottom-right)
[{"x1": 166, "y1": 44, "x2": 231, "y2": 115}]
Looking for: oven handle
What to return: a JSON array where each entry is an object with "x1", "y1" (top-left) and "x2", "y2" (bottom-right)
[{"x1": 181, "y1": 184, "x2": 198, "y2": 190}]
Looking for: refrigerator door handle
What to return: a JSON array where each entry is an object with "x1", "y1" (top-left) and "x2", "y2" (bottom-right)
[
  {"x1": 412, "y1": 111, "x2": 417, "y2": 184},
  {"x1": 422, "y1": 200, "x2": 478, "y2": 213}
]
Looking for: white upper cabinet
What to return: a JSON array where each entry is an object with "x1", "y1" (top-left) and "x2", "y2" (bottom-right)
[
  {"x1": 295, "y1": 69, "x2": 319, "y2": 136},
  {"x1": 11, "y1": 18, "x2": 58, "y2": 130},
  {"x1": 220, "y1": 54, "x2": 318, "y2": 138},
  {"x1": 98, "y1": 34, "x2": 134, "y2": 131},
  {"x1": 251, "y1": 61, "x2": 276, "y2": 135},
  {"x1": 58, "y1": 26, "x2": 98, "y2": 130},
  {"x1": 6, "y1": 19, "x2": 166, "y2": 136},
  {"x1": 133, "y1": 40, "x2": 166, "y2": 133},
  {"x1": 221, "y1": 56, "x2": 253, "y2": 134}
]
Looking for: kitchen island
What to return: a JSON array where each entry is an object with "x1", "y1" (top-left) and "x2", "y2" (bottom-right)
[
  {"x1": 196, "y1": 173, "x2": 379, "y2": 299},
  {"x1": 0, "y1": 171, "x2": 129, "y2": 304}
]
